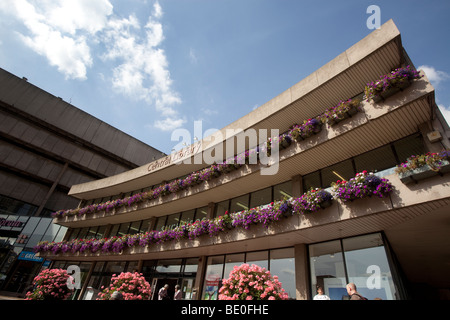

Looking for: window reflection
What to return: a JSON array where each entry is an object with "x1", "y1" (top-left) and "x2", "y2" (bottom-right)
[
  {"x1": 342, "y1": 233, "x2": 397, "y2": 300},
  {"x1": 309, "y1": 233, "x2": 399, "y2": 300},
  {"x1": 309, "y1": 240, "x2": 347, "y2": 300},
  {"x1": 250, "y1": 187, "x2": 272, "y2": 208},
  {"x1": 270, "y1": 248, "x2": 296, "y2": 299},
  {"x1": 202, "y1": 255, "x2": 224, "y2": 300}
]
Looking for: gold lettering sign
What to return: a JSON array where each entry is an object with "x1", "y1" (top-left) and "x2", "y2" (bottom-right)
[{"x1": 147, "y1": 142, "x2": 202, "y2": 172}]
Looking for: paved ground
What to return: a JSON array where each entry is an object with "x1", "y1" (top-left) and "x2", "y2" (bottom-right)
[{"x1": 0, "y1": 295, "x2": 23, "y2": 300}]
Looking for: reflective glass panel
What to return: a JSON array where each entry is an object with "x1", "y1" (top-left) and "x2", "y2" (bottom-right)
[
  {"x1": 250, "y1": 187, "x2": 272, "y2": 208},
  {"x1": 342, "y1": 234, "x2": 398, "y2": 300},
  {"x1": 246, "y1": 251, "x2": 268, "y2": 270},
  {"x1": 202, "y1": 255, "x2": 224, "y2": 300},
  {"x1": 230, "y1": 194, "x2": 249, "y2": 213},
  {"x1": 223, "y1": 253, "x2": 245, "y2": 280},
  {"x1": 273, "y1": 181, "x2": 292, "y2": 201},
  {"x1": 309, "y1": 240, "x2": 347, "y2": 300},
  {"x1": 270, "y1": 248, "x2": 296, "y2": 299}
]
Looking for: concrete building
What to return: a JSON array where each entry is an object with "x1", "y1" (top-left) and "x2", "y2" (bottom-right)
[
  {"x1": 35, "y1": 20, "x2": 450, "y2": 300},
  {"x1": 0, "y1": 68, "x2": 165, "y2": 296}
]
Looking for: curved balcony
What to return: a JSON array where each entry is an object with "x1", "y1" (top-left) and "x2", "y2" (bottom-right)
[
  {"x1": 37, "y1": 168, "x2": 450, "y2": 262},
  {"x1": 53, "y1": 73, "x2": 435, "y2": 228}
]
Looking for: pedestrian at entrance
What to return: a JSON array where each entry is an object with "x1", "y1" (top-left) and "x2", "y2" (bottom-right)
[
  {"x1": 158, "y1": 284, "x2": 170, "y2": 300},
  {"x1": 313, "y1": 286, "x2": 330, "y2": 300},
  {"x1": 174, "y1": 285, "x2": 182, "y2": 300},
  {"x1": 346, "y1": 283, "x2": 367, "y2": 300}
]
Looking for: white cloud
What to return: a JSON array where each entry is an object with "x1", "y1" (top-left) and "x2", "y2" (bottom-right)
[
  {"x1": 154, "y1": 117, "x2": 186, "y2": 131},
  {"x1": 189, "y1": 48, "x2": 198, "y2": 64},
  {"x1": 0, "y1": 0, "x2": 112, "y2": 80},
  {"x1": 1, "y1": 0, "x2": 184, "y2": 131},
  {"x1": 438, "y1": 104, "x2": 450, "y2": 126},
  {"x1": 101, "y1": 2, "x2": 183, "y2": 130},
  {"x1": 418, "y1": 65, "x2": 449, "y2": 87}
]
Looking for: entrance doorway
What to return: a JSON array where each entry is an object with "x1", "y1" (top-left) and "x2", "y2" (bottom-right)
[{"x1": 152, "y1": 278, "x2": 178, "y2": 300}]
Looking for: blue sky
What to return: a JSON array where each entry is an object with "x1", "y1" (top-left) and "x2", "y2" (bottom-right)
[{"x1": 1, "y1": 0, "x2": 449, "y2": 155}]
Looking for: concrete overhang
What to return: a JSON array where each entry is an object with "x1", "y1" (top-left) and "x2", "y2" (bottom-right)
[
  {"x1": 68, "y1": 19, "x2": 405, "y2": 201},
  {"x1": 57, "y1": 73, "x2": 435, "y2": 228}
]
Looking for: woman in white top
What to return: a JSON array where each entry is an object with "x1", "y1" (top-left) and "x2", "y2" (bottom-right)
[{"x1": 313, "y1": 286, "x2": 330, "y2": 300}]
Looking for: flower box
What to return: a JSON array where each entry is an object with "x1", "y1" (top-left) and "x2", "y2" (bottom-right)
[
  {"x1": 398, "y1": 160, "x2": 450, "y2": 184},
  {"x1": 371, "y1": 79, "x2": 411, "y2": 103},
  {"x1": 320, "y1": 99, "x2": 361, "y2": 127},
  {"x1": 365, "y1": 65, "x2": 422, "y2": 103}
]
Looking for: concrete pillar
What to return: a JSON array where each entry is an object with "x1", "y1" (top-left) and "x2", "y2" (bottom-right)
[
  {"x1": 35, "y1": 162, "x2": 69, "y2": 217},
  {"x1": 294, "y1": 243, "x2": 310, "y2": 300},
  {"x1": 291, "y1": 174, "x2": 303, "y2": 198},
  {"x1": 193, "y1": 255, "x2": 207, "y2": 300},
  {"x1": 207, "y1": 202, "x2": 215, "y2": 220}
]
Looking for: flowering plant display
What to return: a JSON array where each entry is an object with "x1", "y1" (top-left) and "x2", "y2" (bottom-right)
[
  {"x1": 97, "y1": 272, "x2": 151, "y2": 300},
  {"x1": 364, "y1": 65, "x2": 423, "y2": 102},
  {"x1": 37, "y1": 170, "x2": 395, "y2": 257},
  {"x1": 25, "y1": 268, "x2": 74, "y2": 300},
  {"x1": 208, "y1": 213, "x2": 234, "y2": 236},
  {"x1": 395, "y1": 150, "x2": 450, "y2": 174},
  {"x1": 319, "y1": 99, "x2": 361, "y2": 127},
  {"x1": 218, "y1": 264, "x2": 289, "y2": 300},
  {"x1": 292, "y1": 188, "x2": 333, "y2": 213},
  {"x1": 331, "y1": 171, "x2": 392, "y2": 202},
  {"x1": 290, "y1": 118, "x2": 322, "y2": 141}
]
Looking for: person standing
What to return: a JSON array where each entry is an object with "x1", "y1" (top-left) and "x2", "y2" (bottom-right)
[
  {"x1": 174, "y1": 285, "x2": 182, "y2": 300},
  {"x1": 313, "y1": 286, "x2": 330, "y2": 300},
  {"x1": 346, "y1": 283, "x2": 367, "y2": 300},
  {"x1": 158, "y1": 284, "x2": 170, "y2": 300}
]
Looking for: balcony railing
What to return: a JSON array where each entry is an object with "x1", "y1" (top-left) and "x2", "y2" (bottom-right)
[{"x1": 35, "y1": 154, "x2": 450, "y2": 259}]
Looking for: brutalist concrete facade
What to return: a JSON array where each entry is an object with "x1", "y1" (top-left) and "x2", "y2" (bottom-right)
[{"x1": 0, "y1": 67, "x2": 164, "y2": 296}]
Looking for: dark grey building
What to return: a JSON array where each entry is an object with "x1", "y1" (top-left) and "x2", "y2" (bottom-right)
[{"x1": 0, "y1": 67, "x2": 164, "y2": 296}]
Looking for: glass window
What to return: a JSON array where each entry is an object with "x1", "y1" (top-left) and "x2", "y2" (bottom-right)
[
  {"x1": 195, "y1": 206, "x2": 208, "y2": 221},
  {"x1": 77, "y1": 227, "x2": 89, "y2": 239},
  {"x1": 394, "y1": 133, "x2": 424, "y2": 163},
  {"x1": 250, "y1": 187, "x2": 272, "y2": 208},
  {"x1": 154, "y1": 216, "x2": 166, "y2": 231},
  {"x1": 246, "y1": 251, "x2": 269, "y2": 270},
  {"x1": 303, "y1": 171, "x2": 321, "y2": 191},
  {"x1": 309, "y1": 240, "x2": 347, "y2": 300},
  {"x1": 83, "y1": 262, "x2": 106, "y2": 297},
  {"x1": 109, "y1": 224, "x2": 119, "y2": 237},
  {"x1": 180, "y1": 210, "x2": 195, "y2": 225},
  {"x1": 202, "y1": 255, "x2": 224, "y2": 300},
  {"x1": 270, "y1": 248, "x2": 296, "y2": 299},
  {"x1": 128, "y1": 221, "x2": 142, "y2": 235},
  {"x1": 96, "y1": 225, "x2": 107, "y2": 239},
  {"x1": 273, "y1": 181, "x2": 292, "y2": 201},
  {"x1": 214, "y1": 200, "x2": 229, "y2": 218},
  {"x1": 140, "y1": 219, "x2": 152, "y2": 233},
  {"x1": 223, "y1": 253, "x2": 245, "y2": 280},
  {"x1": 155, "y1": 259, "x2": 182, "y2": 274},
  {"x1": 126, "y1": 261, "x2": 139, "y2": 272},
  {"x1": 166, "y1": 213, "x2": 181, "y2": 230},
  {"x1": 86, "y1": 227, "x2": 98, "y2": 239},
  {"x1": 321, "y1": 159, "x2": 355, "y2": 187},
  {"x1": 342, "y1": 234, "x2": 398, "y2": 300},
  {"x1": 184, "y1": 258, "x2": 199, "y2": 274},
  {"x1": 309, "y1": 233, "x2": 400, "y2": 300},
  {"x1": 230, "y1": 194, "x2": 249, "y2": 213},
  {"x1": 354, "y1": 145, "x2": 397, "y2": 173},
  {"x1": 53, "y1": 225, "x2": 68, "y2": 242},
  {"x1": 116, "y1": 223, "x2": 130, "y2": 236}
]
